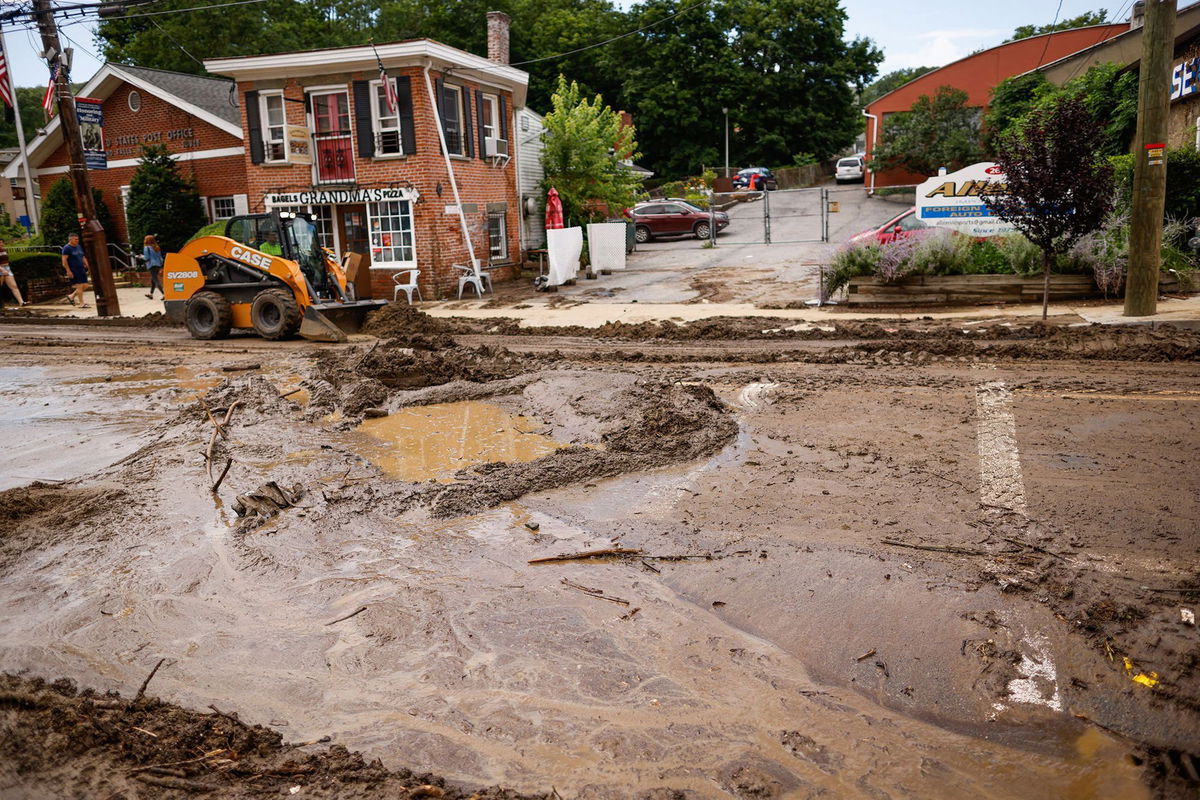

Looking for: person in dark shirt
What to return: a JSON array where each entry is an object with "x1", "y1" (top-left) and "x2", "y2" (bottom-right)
[{"x1": 61, "y1": 233, "x2": 90, "y2": 308}]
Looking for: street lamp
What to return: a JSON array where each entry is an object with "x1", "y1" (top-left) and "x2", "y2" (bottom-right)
[{"x1": 722, "y1": 107, "x2": 729, "y2": 179}]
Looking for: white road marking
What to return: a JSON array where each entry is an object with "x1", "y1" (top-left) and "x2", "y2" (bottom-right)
[
  {"x1": 993, "y1": 631, "x2": 1063, "y2": 714},
  {"x1": 974, "y1": 380, "x2": 1027, "y2": 516}
]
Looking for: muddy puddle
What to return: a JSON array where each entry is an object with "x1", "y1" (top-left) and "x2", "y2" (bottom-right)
[
  {"x1": 354, "y1": 401, "x2": 567, "y2": 482},
  {"x1": 0, "y1": 357, "x2": 1187, "y2": 798}
]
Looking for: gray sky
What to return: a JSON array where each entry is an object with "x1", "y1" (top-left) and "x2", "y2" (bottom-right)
[{"x1": 1, "y1": 2, "x2": 1140, "y2": 92}]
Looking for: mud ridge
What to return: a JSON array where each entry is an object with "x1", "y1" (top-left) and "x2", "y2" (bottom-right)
[
  {"x1": 0, "y1": 482, "x2": 126, "y2": 569},
  {"x1": 0, "y1": 675, "x2": 544, "y2": 799}
]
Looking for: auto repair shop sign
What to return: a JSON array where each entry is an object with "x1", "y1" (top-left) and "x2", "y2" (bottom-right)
[{"x1": 915, "y1": 162, "x2": 1015, "y2": 237}]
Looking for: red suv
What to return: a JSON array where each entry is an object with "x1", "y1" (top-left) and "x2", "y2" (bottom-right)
[{"x1": 630, "y1": 201, "x2": 730, "y2": 243}]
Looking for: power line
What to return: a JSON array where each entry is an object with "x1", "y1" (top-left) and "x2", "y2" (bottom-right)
[{"x1": 1035, "y1": 0, "x2": 1066, "y2": 69}]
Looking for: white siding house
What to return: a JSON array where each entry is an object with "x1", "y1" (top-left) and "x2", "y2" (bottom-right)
[{"x1": 516, "y1": 107, "x2": 545, "y2": 249}]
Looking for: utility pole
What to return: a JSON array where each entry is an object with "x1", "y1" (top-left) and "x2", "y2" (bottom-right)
[
  {"x1": 31, "y1": 0, "x2": 120, "y2": 316},
  {"x1": 1126, "y1": 0, "x2": 1175, "y2": 317}
]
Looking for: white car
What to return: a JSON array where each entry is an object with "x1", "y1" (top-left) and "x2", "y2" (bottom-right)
[{"x1": 835, "y1": 156, "x2": 865, "y2": 184}]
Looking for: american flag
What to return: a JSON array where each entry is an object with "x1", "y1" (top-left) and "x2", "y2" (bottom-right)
[
  {"x1": 0, "y1": 49, "x2": 12, "y2": 108},
  {"x1": 42, "y1": 64, "x2": 58, "y2": 117},
  {"x1": 379, "y1": 61, "x2": 398, "y2": 116}
]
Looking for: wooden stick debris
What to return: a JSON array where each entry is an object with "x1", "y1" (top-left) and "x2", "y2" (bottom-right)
[
  {"x1": 559, "y1": 578, "x2": 630, "y2": 606},
  {"x1": 198, "y1": 398, "x2": 227, "y2": 439},
  {"x1": 134, "y1": 658, "x2": 167, "y2": 702},
  {"x1": 528, "y1": 547, "x2": 643, "y2": 564},
  {"x1": 133, "y1": 774, "x2": 219, "y2": 792},
  {"x1": 127, "y1": 749, "x2": 230, "y2": 774},
  {"x1": 881, "y1": 539, "x2": 987, "y2": 556},
  {"x1": 279, "y1": 387, "x2": 304, "y2": 399},
  {"x1": 1002, "y1": 536, "x2": 1065, "y2": 560},
  {"x1": 211, "y1": 458, "x2": 233, "y2": 494},
  {"x1": 324, "y1": 606, "x2": 368, "y2": 626},
  {"x1": 208, "y1": 704, "x2": 249, "y2": 729},
  {"x1": 620, "y1": 607, "x2": 641, "y2": 620},
  {"x1": 855, "y1": 649, "x2": 877, "y2": 662}
]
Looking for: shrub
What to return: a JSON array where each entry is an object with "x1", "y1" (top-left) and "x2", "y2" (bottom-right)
[
  {"x1": 39, "y1": 178, "x2": 117, "y2": 248},
  {"x1": 908, "y1": 232, "x2": 962, "y2": 275},
  {"x1": 994, "y1": 234, "x2": 1043, "y2": 276},
  {"x1": 188, "y1": 221, "x2": 226, "y2": 243},
  {"x1": 960, "y1": 239, "x2": 1011, "y2": 275},
  {"x1": 823, "y1": 241, "x2": 882, "y2": 297}
]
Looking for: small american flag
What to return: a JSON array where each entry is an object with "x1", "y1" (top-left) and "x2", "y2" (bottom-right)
[
  {"x1": 379, "y1": 62, "x2": 398, "y2": 116},
  {"x1": 0, "y1": 50, "x2": 12, "y2": 108},
  {"x1": 42, "y1": 64, "x2": 58, "y2": 116}
]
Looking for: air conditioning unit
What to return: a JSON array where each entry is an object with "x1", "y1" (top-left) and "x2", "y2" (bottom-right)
[{"x1": 485, "y1": 137, "x2": 509, "y2": 158}]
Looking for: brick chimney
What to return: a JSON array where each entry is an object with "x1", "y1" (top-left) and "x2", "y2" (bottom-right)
[{"x1": 487, "y1": 11, "x2": 511, "y2": 65}]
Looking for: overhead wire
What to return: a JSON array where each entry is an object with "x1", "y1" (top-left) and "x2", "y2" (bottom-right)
[{"x1": 1035, "y1": 0, "x2": 1066, "y2": 69}]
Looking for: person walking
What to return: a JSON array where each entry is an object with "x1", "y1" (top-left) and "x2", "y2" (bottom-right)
[
  {"x1": 142, "y1": 234, "x2": 164, "y2": 299},
  {"x1": 61, "y1": 232, "x2": 90, "y2": 308},
  {"x1": 0, "y1": 239, "x2": 29, "y2": 307}
]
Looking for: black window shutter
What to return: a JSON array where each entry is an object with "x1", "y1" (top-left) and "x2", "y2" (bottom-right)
[
  {"x1": 352, "y1": 80, "x2": 374, "y2": 158},
  {"x1": 245, "y1": 91, "x2": 263, "y2": 164},
  {"x1": 476, "y1": 89, "x2": 486, "y2": 159},
  {"x1": 499, "y1": 95, "x2": 509, "y2": 142},
  {"x1": 396, "y1": 76, "x2": 416, "y2": 154},
  {"x1": 435, "y1": 77, "x2": 446, "y2": 144},
  {"x1": 462, "y1": 90, "x2": 474, "y2": 158}
]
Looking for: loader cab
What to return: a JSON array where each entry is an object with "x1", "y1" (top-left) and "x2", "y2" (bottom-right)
[{"x1": 224, "y1": 212, "x2": 330, "y2": 294}]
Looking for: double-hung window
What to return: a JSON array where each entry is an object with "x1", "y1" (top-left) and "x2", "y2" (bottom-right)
[
  {"x1": 259, "y1": 91, "x2": 287, "y2": 162},
  {"x1": 441, "y1": 85, "x2": 464, "y2": 155},
  {"x1": 368, "y1": 200, "x2": 415, "y2": 266},
  {"x1": 487, "y1": 211, "x2": 507, "y2": 263},
  {"x1": 480, "y1": 94, "x2": 498, "y2": 142},
  {"x1": 372, "y1": 80, "x2": 403, "y2": 156}
]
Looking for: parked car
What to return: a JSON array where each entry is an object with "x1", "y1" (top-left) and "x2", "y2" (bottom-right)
[
  {"x1": 835, "y1": 156, "x2": 865, "y2": 184},
  {"x1": 630, "y1": 201, "x2": 730, "y2": 243},
  {"x1": 848, "y1": 206, "x2": 930, "y2": 245},
  {"x1": 731, "y1": 167, "x2": 777, "y2": 191}
]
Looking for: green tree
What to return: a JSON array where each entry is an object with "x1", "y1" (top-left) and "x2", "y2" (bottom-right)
[
  {"x1": 540, "y1": 75, "x2": 642, "y2": 224},
  {"x1": 872, "y1": 86, "x2": 983, "y2": 177},
  {"x1": 1005, "y1": 10, "x2": 1108, "y2": 42},
  {"x1": 125, "y1": 145, "x2": 208, "y2": 253},
  {"x1": 861, "y1": 66, "x2": 936, "y2": 106},
  {"x1": 40, "y1": 178, "x2": 117, "y2": 248},
  {"x1": 0, "y1": 87, "x2": 50, "y2": 148},
  {"x1": 981, "y1": 96, "x2": 1113, "y2": 318},
  {"x1": 986, "y1": 63, "x2": 1138, "y2": 158}
]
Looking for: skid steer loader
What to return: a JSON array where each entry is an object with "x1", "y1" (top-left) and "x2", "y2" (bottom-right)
[{"x1": 164, "y1": 211, "x2": 386, "y2": 342}]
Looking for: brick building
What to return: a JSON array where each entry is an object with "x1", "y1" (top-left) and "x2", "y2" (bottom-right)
[
  {"x1": 204, "y1": 13, "x2": 528, "y2": 299},
  {"x1": 3, "y1": 64, "x2": 247, "y2": 247}
]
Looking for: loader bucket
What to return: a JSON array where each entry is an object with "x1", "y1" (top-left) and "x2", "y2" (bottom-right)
[{"x1": 299, "y1": 300, "x2": 388, "y2": 342}]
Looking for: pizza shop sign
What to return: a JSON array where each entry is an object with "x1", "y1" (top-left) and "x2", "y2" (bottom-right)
[
  {"x1": 264, "y1": 187, "x2": 416, "y2": 206},
  {"x1": 915, "y1": 162, "x2": 1016, "y2": 237}
]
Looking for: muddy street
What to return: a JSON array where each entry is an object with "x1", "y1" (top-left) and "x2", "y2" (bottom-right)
[{"x1": 0, "y1": 315, "x2": 1197, "y2": 799}]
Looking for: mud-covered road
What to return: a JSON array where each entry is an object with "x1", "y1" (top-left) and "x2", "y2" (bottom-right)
[{"x1": 1, "y1": 312, "x2": 1198, "y2": 799}]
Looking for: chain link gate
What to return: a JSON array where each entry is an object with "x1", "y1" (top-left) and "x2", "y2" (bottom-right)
[{"x1": 709, "y1": 187, "x2": 830, "y2": 247}]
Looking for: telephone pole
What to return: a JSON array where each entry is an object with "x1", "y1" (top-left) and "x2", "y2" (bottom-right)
[
  {"x1": 1125, "y1": 0, "x2": 1175, "y2": 317},
  {"x1": 31, "y1": 0, "x2": 120, "y2": 316}
]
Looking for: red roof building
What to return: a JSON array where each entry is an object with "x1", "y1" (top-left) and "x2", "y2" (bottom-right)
[{"x1": 863, "y1": 22, "x2": 1132, "y2": 189}]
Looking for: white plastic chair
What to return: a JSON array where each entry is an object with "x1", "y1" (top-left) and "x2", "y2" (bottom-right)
[
  {"x1": 392, "y1": 269, "x2": 423, "y2": 304},
  {"x1": 453, "y1": 261, "x2": 492, "y2": 299}
]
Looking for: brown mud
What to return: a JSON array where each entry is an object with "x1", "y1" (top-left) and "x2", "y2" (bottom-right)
[
  {"x1": 0, "y1": 675, "x2": 541, "y2": 799},
  {"x1": 1, "y1": 318, "x2": 1198, "y2": 798}
]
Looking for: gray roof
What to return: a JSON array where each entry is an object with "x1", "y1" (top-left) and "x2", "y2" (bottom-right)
[{"x1": 117, "y1": 65, "x2": 239, "y2": 126}]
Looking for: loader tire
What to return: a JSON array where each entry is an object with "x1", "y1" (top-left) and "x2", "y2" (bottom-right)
[
  {"x1": 185, "y1": 291, "x2": 232, "y2": 340},
  {"x1": 250, "y1": 288, "x2": 302, "y2": 340}
]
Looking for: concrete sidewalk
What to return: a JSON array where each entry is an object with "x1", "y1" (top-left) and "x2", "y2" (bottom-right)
[{"x1": 15, "y1": 283, "x2": 1200, "y2": 330}]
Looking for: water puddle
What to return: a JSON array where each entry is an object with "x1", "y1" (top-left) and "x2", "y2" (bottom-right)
[{"x1": 354, "y1": 401, "x2": 566, "y2": 482}]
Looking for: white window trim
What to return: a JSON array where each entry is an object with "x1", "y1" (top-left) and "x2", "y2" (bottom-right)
[
  {"x1": 366, "y1": 200, "x2": 418, "y2": 270},
  {"x1": 307, "y1": 87, "x2": 353, "y2": 133},
  {"x1": 369, "y1": 79, "x2": 404, "y2": 159},
  {"x1": 210, "y1": 195, "x2": 237, "y2": 221},
  {"x1": 488, "y1": 210, "x2": 507, "y2": 263},
  {"x1": 480, "y1": 93, "x2": 499, "y2": 142},
  {"x1": 258, "y1": 90, "x2": 288, "y2": 163},
  {"x1": 442, "y1": 84, "x2": 465, "y2": 156}
]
